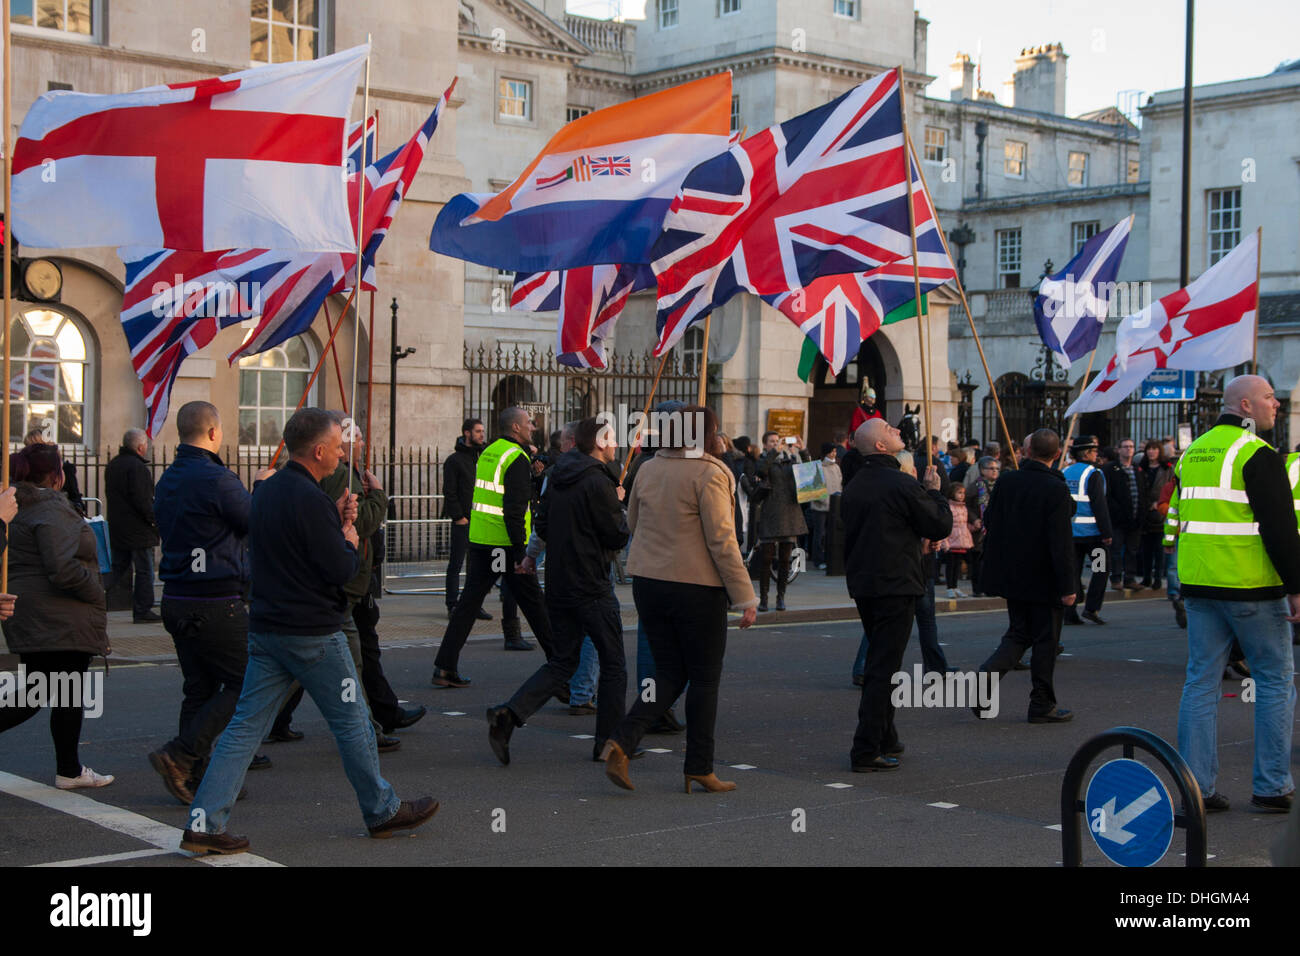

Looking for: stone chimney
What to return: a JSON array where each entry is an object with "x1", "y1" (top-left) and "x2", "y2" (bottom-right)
[
  {"x1": 1009, "y1": 43, "x2": 1067, "y2": 114},
  {"x1": 539, "y1": 0, "x2": 566, "y2": 22},
  {"x1": 950, "y1": 53, "x2": 974, "y2": 102}
]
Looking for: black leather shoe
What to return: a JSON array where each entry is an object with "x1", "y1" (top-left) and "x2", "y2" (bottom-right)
[
  {"x1": 776, "y1": 596, "x2": 786, "y2": 611},
  {"x1": 1202, "y1": 792, "x2": 1230, "y2": 812},
  {"x1": 757, "y1": 599, "x2": 769, "y2": 612},
  {"x1": 368, "y1": 797, "x2": 440, "y2": 838},
  {"x1": 1251, "y1": 792, "x2": 1293, "y2": 813},
  {"x1": 384, "y1": 704, "x2": 427, "y2": 734},
  {"x1": 431, "y1": 667, "x2": 471, "y2": 688},
  {"x1": 851, "y1": 756, "x2": 900, "y2": 772},
  {"x1": 486, "y1": 706, "x2": 516, "y2": 766},
  {"x1": 376, "y1": 734, "x2": 401, "y2": 753},
  {"x1": 249, "y1": 753, "x2": 272, "y2": 770},
  {"x1": 1082, "y1": 610, "x2": 1106, "y2": 625},
  {"x1": 263, "y1": 728, "x2": 303, "y2": 743},
  {"x1": 1028, "y1": 708, "x2": 1073, "y2": 723},
  {"x1": 475, "y1": 608, "x2": 493, "y2": 621},
  {"x1": 181, "y1": 829, "x2": 249, "y2": 855}
]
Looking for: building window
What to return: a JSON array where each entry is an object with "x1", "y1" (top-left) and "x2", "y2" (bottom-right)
[
  {"x1": 833, "y1": 0, "x2": 858, "y2": 17},
  {"x1": 682, "y1": 327, "x2": 705, "y2": 376},
  {"x1": 566, "y1": 105, "x2": 591, "y2": 123},
  {"x1": 923, "y1": 126, "x2": 947, "y2": 163},
  {"x1": 1004, "y1": 140, "x2": 1026, "y2": 179},
  {"x1": 11, "y1": 0, "x2": 99, "y2": 40},
  {"x1": 1127, "y1": 157, "x2": 1140, "y2": 183},
  {"x1": 250, "y1": 1, "x2": 325, "y2": 65},
  {"x1": 730, "y1": 95, "x2": 740, "y2": 133},
  {"x1": 1072, "y1": 221, "x2": 1100, "y2": 256},
  {"x1": 1207, "y1": 188, "x2": 1242, "y2": 265},
  {"x1": 238, "y1": 334, "x2": 318, "y2": 448},
  {"x1": 659, "y1": 0, "x2": 679, "y2": 29},
  {"x1": 498, "y1": 78, "x2": 532, "y2": 121},
  {"x1": 5, "y1": 308, "x2": 93, "y2": 445},
  {"x1": 1067, "y1": 151, "x2": 1088, "y2": 187},
  {"x1": 720, "y1": 0, "x2": 741, "y2": 13},
  {"x1": 996, "y1": 229, "x2": 1021, "y2": 288},
  {"x1": 496, "y1": 267, "x2": 515, "y2": 284}
]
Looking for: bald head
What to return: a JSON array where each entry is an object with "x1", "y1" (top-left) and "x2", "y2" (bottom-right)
[
  {"x1": 855, "y1": 417, "x2": 902, "y2": 456},
  {"x1": 1223, "y1": 374, "x2": 1278, "y2": 432},
  {"x1": 1027, "y1": 428, "x2": 1060, "y2": 463}
]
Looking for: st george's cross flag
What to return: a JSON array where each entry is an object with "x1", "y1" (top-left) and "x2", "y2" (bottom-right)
[
  {"x1": 430, "y1": 74, "x2": 732, "y2": 272},
  {"x1": 1066, "y1": 231, "x2": 1260, "y2": 416},
  {"x1": 1033, "y1": 216, "x2": 1133, "y2": 367},
  {"x1": 510, "y1": 264, "x2": 655, "y2": 369},
  {"x1": 650, "y1": 68, "x2": 912, "y2": 357},
  {"x1": 12, "y1": 45, "x2": 369, "y2": 253},
  {"x1": 765, "y1": 138, "x2": 955, "y2": 374}
]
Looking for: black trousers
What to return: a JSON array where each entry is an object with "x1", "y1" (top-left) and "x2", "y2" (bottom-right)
[
  {"x1": 161, "y1": 596, "x2": 248, "y2": 775},
  {"x1": 850, "y1": 594, "x2": 916, "y2": 764},
  {"x1": 978, "y1": 599, "x2": 1063, "y2": 717},
  {"x1": 0, "y1": 650, "x2": 93, "y2": 777},
  {"x1": 1109, "y1": 528, "x2": 1141, "y2": 584},
  {"x1": 506, "y1": 591, "x2": 626, "y2": 751},
  {"x1": 1072, "y1": 538, "x2": 1110, "y2": 613},
  {"x1": 112, "y1": 546, "x2": 155, "y2": 617},
  {"x1": 354, "y1": 592, "x2": 402, "y2": 731},
  {"x1": 447, "y1": 522, "x2": 517, "y2": 616},
  {"x1": 435, "y1": 544, "x2": 552, "y2": 672},
  {"x1": 613, "y1": 578, "x2": 728, "y2": 776}
]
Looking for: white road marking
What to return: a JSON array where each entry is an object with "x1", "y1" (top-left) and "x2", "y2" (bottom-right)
[
  {"x1": 1128, "y1": 659, "x2": 1144, "y2": 663},
  {"x1": 645, "y1": 748, "x2": 672, "y2": 754},
  {"x1": 31, "y1": 848, "x2": 174, "y2": 867},
  {"x1": 0, "y1": 771, "x2": 282, "y2": 867},
  {"x1": 441, "y1": 711, "x2": 466, "y2": 716},
  {"x1": 730, "y1": 764, "x2": 757, "y2": 770},
  {"x1": 1044, "y1": 823, "x2": 1063, "y2": 831},
  {"x1": 570, "y1": 734, "x2": 594, "y2": 740},
  {"x1": 825, "y1": 782, "x2": 853, "y2": 789},
  {"x1": 928, "y1": 801, "x2": 958, "y2": 809}
]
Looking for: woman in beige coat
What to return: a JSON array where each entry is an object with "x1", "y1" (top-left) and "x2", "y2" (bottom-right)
[{"x1": 601, "y1": 406, "x2": 758, "y2": 793}]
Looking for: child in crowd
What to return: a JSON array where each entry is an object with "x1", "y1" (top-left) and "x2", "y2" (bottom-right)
[{"x1": 942, "y1": 483, "x2": 973, "y2": 598}]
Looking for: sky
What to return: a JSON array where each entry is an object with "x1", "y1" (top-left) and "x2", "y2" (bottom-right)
[{"x1": 565, "y1": 0, "x2": 1299, "y2": 121}]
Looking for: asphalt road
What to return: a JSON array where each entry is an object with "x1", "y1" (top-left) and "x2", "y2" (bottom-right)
[{"x1": 0, "y1": 596, "x2": 1292, "y2": 868}]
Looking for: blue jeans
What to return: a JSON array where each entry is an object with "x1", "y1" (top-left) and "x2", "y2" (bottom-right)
[
  {"x1": 569, "y1": 637, "x2": 600, "y2": 704},
  {"x1": 1177, "y1": 597, "x2": 1296, "y2": 798},
  {"x1": 190, "y1": 630, "x2": 400, "y2": 834},
  {"x1": 1165, "y1": 545, "x2": 1180, "y2": 600}
]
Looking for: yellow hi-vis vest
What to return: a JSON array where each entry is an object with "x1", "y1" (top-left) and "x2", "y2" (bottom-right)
[
  {"x1": 468, "y1": 438, "x2": 531, "y2": 547},
  {"x1": 1170, "y1": 423, "x2": 1280, "y2": 590},
  {"x1": 1287, "y1": 452, "x2": 1300, "y2": 528}
]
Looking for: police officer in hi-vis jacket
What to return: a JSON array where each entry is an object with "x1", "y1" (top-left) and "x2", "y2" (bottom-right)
[
  {"x1": 1062, "y1": 435, "x2": 1113, "y2": 626},
  {"x1": 431, "y1": 407, "x2": 553, "y2": 688}
]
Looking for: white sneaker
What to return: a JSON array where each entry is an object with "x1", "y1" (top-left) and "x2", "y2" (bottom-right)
[
  {"x1": 946, "y1": 588, "x2": 957, "y2": 599},
  {"x1": 954, "y1": 588, "x2": 969, "y2": 598},
  {"x1": 55, "y1": 766, "x2": 114, "y2": 790}
]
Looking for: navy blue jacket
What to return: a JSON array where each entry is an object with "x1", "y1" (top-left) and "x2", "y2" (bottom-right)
[
  {"x1": 154, "y1": 445, "x2": 252, "y2": 598},
  {"x1": 249, "y1": 460, "x2": 358, "y2": 636}
]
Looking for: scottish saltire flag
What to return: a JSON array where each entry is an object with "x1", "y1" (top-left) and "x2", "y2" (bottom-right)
[
  {"x1": 511, "y1": 264, "x2": 654, "y2": 369},
  {"x1": 1066, "y1": 231, "x2": 1260, "y2": 416},
  {"x1": 651, "y1": 68, "x2": 912, "y2": 357},
  {"x1": 13, "y1": 45, "x2": 369, "y2": 252},
  {"x1": 230, "y1": 82, "x2": 455, "y2": 363},
  {"x1": 1033, "y1": 216, "x2": 1133, "y2": 367},
  {"x1": 430, "y1": 74, "x2": 731, "y2": 271}
]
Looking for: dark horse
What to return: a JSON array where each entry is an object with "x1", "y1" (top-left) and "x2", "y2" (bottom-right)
[{"x1": 898, "y1": 403, "x2": 922, "y2": 451}]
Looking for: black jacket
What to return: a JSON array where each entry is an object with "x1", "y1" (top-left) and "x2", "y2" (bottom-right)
[
  {"x1": 442, "y1": 437, "x2": 479, "y2": 521},
  {"x1": 154, "y1": 444, "x2": 253, "y2": 597},
  {"x1": 248, "y1": 461, "x2": 358, "y2": 636},
  {"x1": 978, "y1": 459, "x2": 1075, "y2": 604},
  {"x1": 1176, "y1": 413, "x2": 1300, "y2": 600},
  {"x1": 1103, "y1": 458, "x2": 1150, "y2": 531},
  {"x1": 839, "y1": 446, "x2": 865, "y2": 486},
  {"x1": 536, "y1": 450, "x2": 629, "y2": 608},
  {"x1": 842, "y1": 453, "x2": 952, "y2": 599},
  {"x1": 105, "y1": 445, "x2": 158, "y2": 549}
]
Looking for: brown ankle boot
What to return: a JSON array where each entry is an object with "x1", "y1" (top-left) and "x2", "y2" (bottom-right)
[
  {"x1": 684, "y1": 772, "x2": 737, "y2": 794},
  {"x1": 601, "y1": 740, "x2": 634, "y2": 790}
]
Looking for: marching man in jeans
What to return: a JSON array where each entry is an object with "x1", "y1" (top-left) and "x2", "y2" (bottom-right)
[
  {"x1": 181, "y1": 408, "x2": 437, "y2": 854},
  {"x1": 1171, "y1": 375, "x2": 1300, "y2": 814}
]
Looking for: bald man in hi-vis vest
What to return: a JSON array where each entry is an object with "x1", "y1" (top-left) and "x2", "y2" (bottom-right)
[{"x1": 1168, "y1": 375, "x2": 1300, "y2": 814}]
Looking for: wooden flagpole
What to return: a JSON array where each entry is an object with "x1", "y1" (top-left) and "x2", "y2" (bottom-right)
[
  {"x1": 2, "y1": 0, "x2": 11, "y2": 591},
  {"x1": 268, "y1": 287, "x2": 361, "y2": 468},
  {"x1": 347, "y1": 36, "x2": 371, "y2": 477},
  {"x1": 621, "y1": 349, "x2": 671, "y2": 484},
  {"x1": 896, "y1": 70, "x2": 932, "y2": 469},
  {"x1": 321, "y1": 298, "x2": 347, "y2": 415},
  {"x1": 903, "y1": 128, "x2": 1019, "y2": 468},
  {"x1": 1252, "y1": 225, "x2": 1262, "y2": 375},
  {"x1": 365, "y1": 109, "x2": 379, "y2": 474},
  {"x1": 1057, "y1": 344, "x2": 1099, "y2": 470}
]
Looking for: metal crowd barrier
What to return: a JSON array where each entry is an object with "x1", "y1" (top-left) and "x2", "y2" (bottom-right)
[{"x1": 383, "y1": 494, "x2": 451, "y2": 595}]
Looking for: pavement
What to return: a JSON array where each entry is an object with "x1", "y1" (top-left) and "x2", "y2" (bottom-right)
[{"x1": 0, "y1": 589, "x2": 1294, "y2": 869}]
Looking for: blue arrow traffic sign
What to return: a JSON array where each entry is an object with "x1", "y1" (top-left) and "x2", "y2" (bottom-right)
[{"x1": 1085, "y1": 758, "x2": 1175, "y2": 867}]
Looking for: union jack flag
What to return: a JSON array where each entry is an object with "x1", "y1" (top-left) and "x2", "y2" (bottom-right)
[
  {"x1": 651, "y1": 68, "x2": 912, "y2": 356},
  {"x1": 591, "y1": 155, "x2": 631, "y2": 176},
  {"x1": 765, "y1": 140, "x2": 956, "y2": 373},
  {"x1": 511, "y1": 263, "x2": 654, "y2": 369}
]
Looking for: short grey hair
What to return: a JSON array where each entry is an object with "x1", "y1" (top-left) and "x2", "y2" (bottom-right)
[{"x1": 123, "y1": 428, "x2": 147, "y2": 450}]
